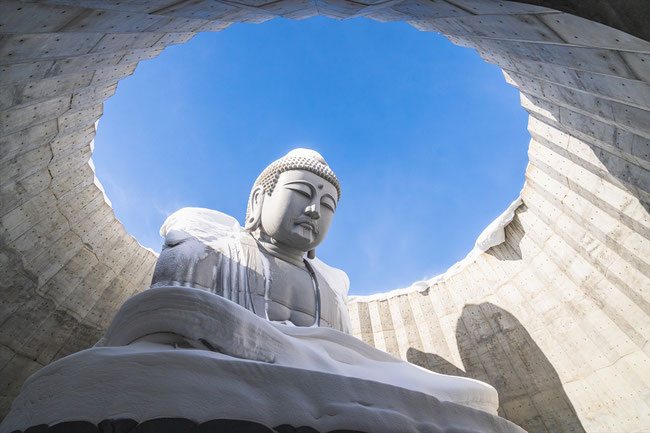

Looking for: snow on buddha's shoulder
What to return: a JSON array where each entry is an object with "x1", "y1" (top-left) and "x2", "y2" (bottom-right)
[{"x1": 160, "y1": 207, "x2": 244, "y2": 244}]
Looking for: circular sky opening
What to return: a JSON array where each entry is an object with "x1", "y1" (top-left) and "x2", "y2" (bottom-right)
[{"x1": 92, "y1": 16, "x2": 529, "y2": 296}]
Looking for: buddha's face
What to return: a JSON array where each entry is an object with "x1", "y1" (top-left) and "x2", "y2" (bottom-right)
[{"x1": 260, "y1": 170, "x2": 338, "y2": 252}]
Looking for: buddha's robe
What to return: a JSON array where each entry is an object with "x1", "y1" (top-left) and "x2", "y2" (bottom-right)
[
  {"x1": 2, "y1": 286, "x2": 521, "y2": 432},
  {"x1": 150, "y1": 207, "x2": 351, "y2": 333},
  {"x1": 2, "y1": 209, "x2": 521, "y2": 432}
]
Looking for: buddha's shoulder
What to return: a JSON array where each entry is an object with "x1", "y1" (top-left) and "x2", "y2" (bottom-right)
[
  {"x1": 162, "y1": 207, "x2": 241, "y2": 235},
  {"x1": 161, "y1": 207, "x2": 244, "y2": 244}
]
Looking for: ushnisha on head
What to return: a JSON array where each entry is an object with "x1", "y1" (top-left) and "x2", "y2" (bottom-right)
[{"x1": 246, "y1": 149, "x2": 341, "y2": 260}]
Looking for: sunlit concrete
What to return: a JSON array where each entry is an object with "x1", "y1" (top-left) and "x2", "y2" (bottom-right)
[{"x1": 0, "y1": 1, "x2": 648, "y2": 431}]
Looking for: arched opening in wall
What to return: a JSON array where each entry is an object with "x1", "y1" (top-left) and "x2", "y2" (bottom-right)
[{"x1": 92, "y1": 17, "x2": 529, "y2": 296}]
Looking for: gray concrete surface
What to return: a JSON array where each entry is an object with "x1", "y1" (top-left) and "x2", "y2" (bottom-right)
[{"x1": 0, "y1": 1, "x2": 648, "y2": 431}]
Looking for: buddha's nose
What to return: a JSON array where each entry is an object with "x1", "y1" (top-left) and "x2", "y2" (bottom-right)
[{"x1": 305, "y1": 203, "x2": 320, "y2": 219}]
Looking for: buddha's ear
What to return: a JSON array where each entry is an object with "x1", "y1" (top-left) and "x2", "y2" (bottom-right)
[{"x1": 245, "y1": 185, "x2": 265, "y2": 231}]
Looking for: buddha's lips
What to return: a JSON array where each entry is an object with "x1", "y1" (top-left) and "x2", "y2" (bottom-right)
[{"x1": 295, "y1": 220, "x2": 318, "y2": 234}]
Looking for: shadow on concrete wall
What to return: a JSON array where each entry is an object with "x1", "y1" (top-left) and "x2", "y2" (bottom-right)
[
  {"x1": 407, "y1": 302, "x2": 585, "y2": 433},
  {"x1": 487, "y1": 208, "x2": 524, "y2": 262}
]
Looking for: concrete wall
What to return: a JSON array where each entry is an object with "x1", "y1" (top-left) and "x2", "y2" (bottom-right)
[{"x1": 0, "y1": 0, "x2": 647, "y2": 431}]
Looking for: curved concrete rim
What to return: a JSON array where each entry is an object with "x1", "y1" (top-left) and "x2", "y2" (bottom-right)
[{"x1": 0, "y1": 1, "x2": 648, "y2": 431}]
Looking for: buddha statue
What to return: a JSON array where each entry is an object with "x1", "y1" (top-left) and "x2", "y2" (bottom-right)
[
  {"x1": 150, "y1": 148, "x2": 350, "y2": 332},
  {"x1": 1, "y1": 149, "x2": 526, "y2": 433}
]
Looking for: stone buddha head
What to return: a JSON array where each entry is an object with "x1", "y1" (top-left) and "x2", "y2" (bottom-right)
[{"x1": 245, "y1": 149, "x2": 341, "y2": 259}]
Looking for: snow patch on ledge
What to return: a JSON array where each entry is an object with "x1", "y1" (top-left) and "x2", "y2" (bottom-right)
[
  {"x1": 348, "y1": 195, "x2": 524, "y2": 303},
  {"x1": 90, "y1": 120, "x2": 158, "y2": 257},
  {"x1": 88, "y1": 156, "x2": 112, "y2": 209},
  {"x1": 88, "y1": 120, "x2": 113, "y2": 209}
]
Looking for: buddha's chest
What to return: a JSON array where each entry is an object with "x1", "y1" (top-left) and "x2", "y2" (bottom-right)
[
  {"x1": 265, "y1": 257, "x2": 335, "y2": 326},
  {"x1": 264, "y1": 258, "x2": 320, "y2": 327}
]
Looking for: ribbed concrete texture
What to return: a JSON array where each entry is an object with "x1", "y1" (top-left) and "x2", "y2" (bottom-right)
[{"x1": 0, "y1": 0, "x2": 647, "y2": 431}]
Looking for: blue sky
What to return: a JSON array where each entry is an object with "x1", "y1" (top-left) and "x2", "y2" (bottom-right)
[{"x1": 93, "y1": 17, "x2": 529, "y2": 296}]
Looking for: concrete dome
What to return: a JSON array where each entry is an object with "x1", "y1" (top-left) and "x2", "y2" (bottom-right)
[{"x1": 0, "y1": 1, "x2": 647, "y2": 431}]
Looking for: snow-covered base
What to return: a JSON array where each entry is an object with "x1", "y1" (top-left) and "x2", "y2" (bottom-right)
[
  {"x1": 349, "y1": 195, "x2": 523, "y2": 302},
  {"x1": 2, "y1": 287, "x2": 525, "y2": 433}
]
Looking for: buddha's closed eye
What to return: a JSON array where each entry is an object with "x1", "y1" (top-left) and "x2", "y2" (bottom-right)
[
  {"x1": 321, "y1": 197, "x2": 336, "y2": 212},
  {"x1": 286, "y1": 184, "x2": 312, "y2": 198}
]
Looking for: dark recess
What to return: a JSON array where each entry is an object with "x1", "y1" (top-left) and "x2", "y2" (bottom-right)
[{"x1": 514, "y1": 0, "x2": 649, "y2": 41}]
